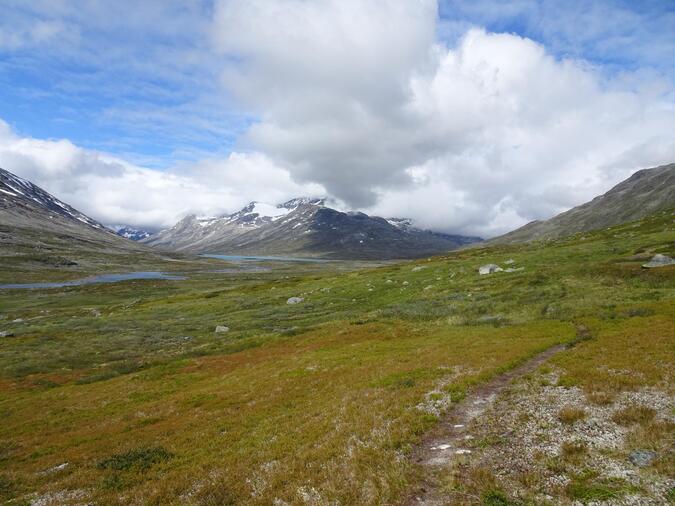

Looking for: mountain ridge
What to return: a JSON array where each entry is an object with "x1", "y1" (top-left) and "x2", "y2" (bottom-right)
[
  {"x1": 0, "y1": 167, "x2": 146, "y2": 256},
  {"x1": 145, "y1": 198, "x2": 481, "y2": 259},
  {"x1": 490, "y1": 163, "x2": 675, "y2": 244}
]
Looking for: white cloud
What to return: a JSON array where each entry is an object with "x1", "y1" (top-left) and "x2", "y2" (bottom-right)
[
  {"x1": 1, "y1": 1, "x2": 673, "y2": 238},
  {"x1": 210, "y1": 1, "x2": 675, "y2": 236},
  {"x1": 0, "y1": 119, "x2": 324, "y2": 229}
]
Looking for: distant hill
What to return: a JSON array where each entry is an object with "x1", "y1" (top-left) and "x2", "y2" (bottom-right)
[
  {"x1": 491, "y1": 163, "x2": 675, "y2": 244},
  {"x1": 145, "y1": 198, "x2": 481, "y2": 260},
  {"x1": 113, "y1": 225, "x2": 153, "y2": 241}
]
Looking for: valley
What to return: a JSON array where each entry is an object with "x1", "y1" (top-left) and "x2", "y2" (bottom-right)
[
  {"x1": 2, "y1": 4, "x2": 673, "y2": 504},
  {"x1": 1, "y1": 208, "x2": 672, "y2": 504}
]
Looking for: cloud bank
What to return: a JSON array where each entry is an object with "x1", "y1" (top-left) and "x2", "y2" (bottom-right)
[
  {"x1": 0, "y1": 119, "x2": 323, "y2": 229},
  {"x1": 1, "y1": 0, "x2": 673, "y2": 237},
  {"x1": 211, "y1": 0, "x2": 675, "y2": 237}
]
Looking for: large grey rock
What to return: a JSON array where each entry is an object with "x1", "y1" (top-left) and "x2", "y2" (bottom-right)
[
  {"x1": 479, "y1": 264, "x2": 503, "y2": 275},
  {"x1": 0, "y1": 331, "x2": 15, "y2": 337},
  {"x1": 629, "y1": 450, "x2": 656, "y2": 467},
  {"x1": 215, "y1": 325, "x2": 230, "y2": 333},
  {"x1": 642, "y1": 254, "x2": 675, "y2": 268},
  {"x1": 287, "y1": 297, "x2": 304, "y2": 304}
]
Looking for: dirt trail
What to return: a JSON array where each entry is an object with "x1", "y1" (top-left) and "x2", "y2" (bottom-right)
[{"x1": 405, "y1": 344, "x2": 567, "y2": 505}]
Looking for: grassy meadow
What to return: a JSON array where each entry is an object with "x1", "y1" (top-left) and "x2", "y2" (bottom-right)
[{"x1": 0, "y1": 210, "x2": 673, "y2": 504}]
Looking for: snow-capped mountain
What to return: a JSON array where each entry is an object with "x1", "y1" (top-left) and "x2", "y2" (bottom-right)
[
  {"x1": 145, "y1": 198, "x2": 481, "y2": 259},
  {"x1": 0, "y1": 167, "x2": 143, "y2": 252},
  {"x1": 113, "y1": 225, "x2": 153, "y2": 241}
]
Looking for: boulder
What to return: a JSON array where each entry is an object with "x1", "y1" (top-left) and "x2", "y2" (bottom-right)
[
  {"x1": 0, "y1": 331, "x2": 15, "y2": 338},
  {"x1": 287, "y1": 297, "x2": 304, "y2": 304},
  {"x1": 215, "y1": 325, "x2": 230, "y2": 333},
  {"x1": 642, "y1": 254, "x2": 675, "y2": 268},
  {"x1": 629, "y1": 449, "x2": 656, "y2": 467},
  {"x1": 479, "y1": 264, "x2": 503, "y2": 275}
]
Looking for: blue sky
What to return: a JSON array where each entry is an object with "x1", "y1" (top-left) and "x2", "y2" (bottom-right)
[
  {"x1": 0, "y1": 0, "x2": 673, "y2": 235},
  {"x1": 2, "y1": 0, "x2": 672, "y2": 168}
]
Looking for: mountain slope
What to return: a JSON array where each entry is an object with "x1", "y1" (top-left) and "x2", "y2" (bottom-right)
[
  {"x1": 492, "y1": 163, "x2": 675, "y2": 244},
  {"x1": 145, "y1": 198, "x2": 481, "y2": 259},
  {"x1": 0, "y1": 167, "x2": 145, "y2": 255}
]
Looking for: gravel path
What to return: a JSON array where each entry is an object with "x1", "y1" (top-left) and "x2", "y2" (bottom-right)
[{"x1": 405, "y1": 344, "x2": 567, "y2": 505}]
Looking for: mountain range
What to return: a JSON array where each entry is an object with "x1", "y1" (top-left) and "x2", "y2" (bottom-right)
[
  {"x1": 113, "y1": 225, "x2": 153, "y2": 241},
  {"x1": 2, "y1": 163, "x2": 673, "y2": 262},
  {"x1": 144, "y1": 198, "x2": 481, "y2": 259}
]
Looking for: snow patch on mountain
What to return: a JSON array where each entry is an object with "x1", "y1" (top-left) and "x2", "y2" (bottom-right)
[
  {"x1": 1, "y1": 167, "x2": 106, "y2": 230},
  {"x1": 112, "y1": 225, "x2": 152, "y2": 241},
  {"x1": 249, "y1": 202, "x2": 290, "y2": 219}
]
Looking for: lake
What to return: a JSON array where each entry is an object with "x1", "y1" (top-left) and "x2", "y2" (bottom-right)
[
  {"x1": 0, "y1": 272, "x2": 187, "y2": 290},
  {"x1": 201, "y1": 254, "x2": 330, "y2": 263}
]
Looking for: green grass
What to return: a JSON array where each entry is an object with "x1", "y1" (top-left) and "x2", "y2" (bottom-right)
[
  {"x1": 566, "y1": 470, "x2": 641, "y2": 501},
  {"x1": 0, "y1": 209, "x2": 672, "y2": 504}
]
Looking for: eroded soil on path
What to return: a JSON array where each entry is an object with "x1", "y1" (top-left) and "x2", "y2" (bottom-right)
[{"x1": 406, "y1": 344, "x2": 567, "y2": 505}]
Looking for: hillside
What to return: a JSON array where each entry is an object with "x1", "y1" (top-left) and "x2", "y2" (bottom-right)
[
  {"x1": 145, "y1": 198, "x2": 481, "y2": 259},
  {"x1": 492, "y1": 163, "x2": 675, "y2": 243},
  {"x1": 0, "y1": 167, "x2": 159, "y2": 279}
]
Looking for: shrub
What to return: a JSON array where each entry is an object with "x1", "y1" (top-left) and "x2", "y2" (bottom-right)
[
  {"x1": 586, "y1": 391, "x2": 615, "y2": 406},
  {"x1": 97, "y1": 446, "x2": 173, "y2": 471},
  {"x1": 561, "y1": 440, "x2": 587, "y2": 460},
  {"x1": 611, "y1": 404, "x2": 656, "y2": 426},
  {"x1": 558, "y1": 406, "x2": 586, "y2": 424}
]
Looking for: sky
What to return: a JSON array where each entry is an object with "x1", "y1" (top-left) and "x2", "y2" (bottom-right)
[{"x1": 0, "y1": 0, "x2": 673, "y2": 237}]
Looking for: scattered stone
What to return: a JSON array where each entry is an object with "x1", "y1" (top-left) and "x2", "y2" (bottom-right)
[
  {"x1": 478, "y1": 315, "x2": 503, "y2": 323},
  {"x1": 89, "y1": 308, "x2": 101, "y2": 318},
  {"x1": 215, "y1": 325, "x2": 230, "y2": 333},
  {"x1": 504, "y1": 259, "x2": 515, "y2": 264},
  {"x1": 0, "y1": 331, "x2": 15, "y2": 338},
  {"x1": 411, "y1": 266, "x2": 427, "y2": 272},
  {"x1": 424, "y1": 285, "x2": 434, "y2": 291},
  {"x1": 504, "y1": 267, "x2": 524, "y2": 273},
  {"x1": 287, "y1": 297, "x2": 304, "y2": 304},
  {"x1": 642, "y1": 254, "x2": 675, "y2": 268},
  {"x1": 478, "y1": 264, "x2": 503, "y2": 275},
  {"x1": 455, "y1": 449, "x2": 471, "y2": 455},
  {"x1": 385, "y1": 279, "x2": 393, "y2": 284},
  {"x1": 40, "y1": 462, "x2": 69, "y2": 475},
  {"x1": 629, "y1": 449, "x2": 656, "y2": 467},
  {"x1": 12, "y1": 318, "x2": 24, "y2": 323}
]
